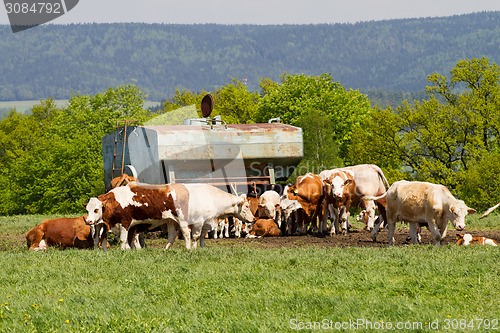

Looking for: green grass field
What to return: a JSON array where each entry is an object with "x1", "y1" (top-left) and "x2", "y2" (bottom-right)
[{"x1": 0, "y1": 215, "x2": 499, "y2": 332}]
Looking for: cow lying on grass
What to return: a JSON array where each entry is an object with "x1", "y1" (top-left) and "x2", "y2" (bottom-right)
[
  {"x1": 85, "y1": 182, "x2": 254, "y2": 249},
  {"x1": 456, "y1": 234, "x2": 498, "y2": 246},
  {"x1": 369, "y1": 180, "x2": 476, "y2": 246},
  {"x1": 26, "y1": 216, "x2": 108, "y2": 251}
]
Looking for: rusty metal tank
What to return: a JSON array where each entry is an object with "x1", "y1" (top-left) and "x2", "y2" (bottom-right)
[{"x1": 102, "y1": 121, "x2": 303, "y2": 191}]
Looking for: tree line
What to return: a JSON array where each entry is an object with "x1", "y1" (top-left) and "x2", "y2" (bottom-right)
[
  {"x1": 2, "y1": 58, "x2": 500, "y2": 215},
  {"x1": 1, "y1": 11, "x2": 500, "y2": 101}
]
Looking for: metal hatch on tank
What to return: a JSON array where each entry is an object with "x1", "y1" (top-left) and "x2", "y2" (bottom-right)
[{"x1": 101, "y1": 96, "x2": 303, "y2": 194}]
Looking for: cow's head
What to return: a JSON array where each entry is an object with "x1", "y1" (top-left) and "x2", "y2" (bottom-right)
[
  {"x1": 236, "y1": 195, "x2": 255, "y2": 224},
  {"x1": 449, "y1": 200, "x2": 476, "y2": 231},
  {"x1": 455, "y1": 233, "x2": 473, "y2": 245},
  {"x1": 85, "y1": 197, "x2": 104, "y2": 225},
  {"x1": 242, "y1": 221, "x2": 254, "y2": 235},
  {"x1": 258, "y1": 202, "x2": 277, "y2": 219},
  {"x1": 324, "y1": 175, "x2": 352, "y2": 199}
]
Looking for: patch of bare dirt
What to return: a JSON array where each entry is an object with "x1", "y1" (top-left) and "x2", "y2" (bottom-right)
[
  {"x1": 145, "y1": 228, "x2": 500, "y2": 249},
  {"x1": 3, "y1": 228, "x2": 499, "y2": 250}
]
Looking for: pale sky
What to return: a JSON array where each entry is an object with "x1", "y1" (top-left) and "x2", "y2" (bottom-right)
[{"x1": 1, "y1": 0, "x2": 500, "y2": 25}]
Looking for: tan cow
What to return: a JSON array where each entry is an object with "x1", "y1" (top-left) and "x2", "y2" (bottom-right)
[
  {"x1": 245, "y1": 219, "x2": 281, "y2": 238},
  {"x1": 370, "y1": 180, "x2": 476, "y2": 246},
  {"x1": 26, "y1": 216, "x2": 107, "y2": 251}
]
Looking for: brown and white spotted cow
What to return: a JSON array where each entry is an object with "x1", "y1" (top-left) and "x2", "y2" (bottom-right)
[
  {"x1": 85, "y1": 182, "x2": 254, "y2": 249},
  {"x1": 321, "y1": 169, "x2": 355, "y2": 235},
  {"x1": 320, "y1": 164, "x2": 389, "y2": 232},
  {"x1": 369, "y1": 180, "x2": 476, "y2": 246},
  {"x1": 26, "y1": 216, "x2": 107, "y2": 251},
  {"x1": 287, "y1": 173, "x2": 325, "y2": 235}
]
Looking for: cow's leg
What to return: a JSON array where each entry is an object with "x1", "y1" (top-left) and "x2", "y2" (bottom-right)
[
  {"x1": 275, "y1": 207, "x2": 282, "y2": 228},
  {"x1": 371, "y1": 216, "x2": 384, "y2": 242},
  {"x1": 330, "y1": 206, "x2": 340, "y2": 236},
  {"x1": 127, "y1": 226, "x2": 140, "y2": 250},
  {"x1": 138, "y1": 232, "x2": 146, "y2": 248},
  {"x1": 386, "y1": 212, "x2": 396, "y2": 246},
  {"x1": 340, "y1": 206, "x2": 349, "y2": 235},
  {"x1": 165, "y1": 222, "x2": 177, "y2": 250},
  {"x1": 132, "y1": 233, "x2": 142, "y2": 249},
  {"x1": 225, "y1": 218, "x2": 231, "y2": 238},
  {"x1": 178, "y1": 221, "x2": 191, "y2": 249},
  {"x1": 91, "y1": 224, "x2": 99, "y2": 249},
  {"x1": 439, "y1": 224, "x2": 448, "y2": 241},
  {"x1": 363, "y1": 200, "x2": 377, "y2": 231},
  {"x1": 409, "y1": 223, "x2": 420, "y2": 245},
  {"x1": 285, "y1": 211, "x2": 293, "y2": 235},
  {"x1": 321, "y1": 204, "x2": 328, "y2": 235},
  {"x1": 321, "y1": 207, "x2": 330, "y2": 235},
  {"x1": 426, "y1": 222, "x2": 442, "y2": 246},
  {"x1": 119, "y1": 224, "x2": 131, "y2": 250},
  {"x1": 234, "y1": 218, "x2": 242, "y2": 238},
  {"x1": 190, "y1": 223, "x2": 203, "y2": 249},
  {"x1": 100, "y1": 226, "x2": 108, "y2": 251},
  {"x1": 295, "y1": 210, "x2": 303, "y2": 235},
  {"x1": 218, "y1": 220, "x2": 225, "y2": 238},
  {"x1": 200, "y1": 221, "x2": 215, "y2": 247}
]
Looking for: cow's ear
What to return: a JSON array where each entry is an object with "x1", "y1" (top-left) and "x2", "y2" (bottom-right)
[
  {"x1": 83, "y1": 203, "x2": 87, "y2": 207},
  {"x1": 467, "y1": 207, "x2": 477, "y2": 215},
  {"x1": 345, "y1": 179, "x2": 353, "y2": 186},
  {"x1": 456, "y1": 233, "x2": 464, "y2": 240}
]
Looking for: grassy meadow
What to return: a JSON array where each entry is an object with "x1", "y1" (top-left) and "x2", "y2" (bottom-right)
[{"x1": 0, "y1": 215, "x2": 499, "y2": 332}]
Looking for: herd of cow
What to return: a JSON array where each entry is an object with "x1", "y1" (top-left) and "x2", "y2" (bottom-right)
[{"x1": 26, "y1": 164, "x2": 498, "y2": 251}]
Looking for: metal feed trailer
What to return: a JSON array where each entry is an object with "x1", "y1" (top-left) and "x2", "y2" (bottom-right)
[{"x1": 102, "y1": 118, "x2": 303, "y2": 195}]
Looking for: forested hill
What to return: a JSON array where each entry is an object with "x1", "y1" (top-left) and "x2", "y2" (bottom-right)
[{"x1": 1, "y1": 11, "x2": 500, "y2": 101}]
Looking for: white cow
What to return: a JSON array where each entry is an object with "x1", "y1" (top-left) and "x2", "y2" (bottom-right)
[
  {"x1": 370, "y1": 180, "x2": 476, "y2": 246},
  {"x1": 258, "y1": 190, "x2": 282, "y2": 226}
]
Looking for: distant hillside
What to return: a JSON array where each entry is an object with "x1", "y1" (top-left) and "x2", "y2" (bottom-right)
[{"x1": 1, "y1": 11, "x2": 500, "y2": 101}]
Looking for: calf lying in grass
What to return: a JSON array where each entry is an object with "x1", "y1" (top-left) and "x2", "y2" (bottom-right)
[{"x1": 456, "y1": 233, "x2": 498, "y2": 246}]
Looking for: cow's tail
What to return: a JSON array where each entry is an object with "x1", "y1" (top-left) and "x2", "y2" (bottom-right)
[
  {"x1": 480, "y1": 202, "x2": 500, "y2": 219},
  {"x1": 371, "y1": 164, "x2": 390, "y2": 190},
  {"x1": 362, "y1": 192, "x2": 387, "y2": 202}
]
